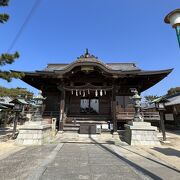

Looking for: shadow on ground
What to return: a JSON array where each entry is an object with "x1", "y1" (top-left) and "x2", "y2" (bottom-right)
[
  {"x1": 79, "y1": 134, "x2": 180, "y2": 180},
  {"x1": 152, "y1": 147, "x2": 180, "y2": 157}
]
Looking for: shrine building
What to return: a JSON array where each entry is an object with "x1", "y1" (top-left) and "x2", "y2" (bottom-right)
[{"x1": 16, "y1": 50, "x2": 172, "y2": 132}]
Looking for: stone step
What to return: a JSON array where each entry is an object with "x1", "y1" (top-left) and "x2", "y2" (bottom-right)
[
  {"x1": 66, "y1": 120, "x2": 108, "y2": 124},
  {"x1": 76, "y1": 121, "x2": 107, "y2": 124},
  {"x1": 67, "y1": 117, "x2": 112, "y2": 121},
  {"x1": 74, "y1": 118, "x2": 108, "y2": 121},
  {"x1": 64, "y1": 124, "x2": 80, "y2": 127},
  {"x1": 63, "y1": 127, "x2": 79, "y2": 132}
]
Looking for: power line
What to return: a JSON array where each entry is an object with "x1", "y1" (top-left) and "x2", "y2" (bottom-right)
[{"x1": 7, "y1": 0, "x2": 42, "y2": 52}]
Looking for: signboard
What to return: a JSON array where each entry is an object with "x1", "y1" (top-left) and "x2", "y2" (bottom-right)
[{"x1": 165, "y1": 114, "x2": 174, "y2": 121}]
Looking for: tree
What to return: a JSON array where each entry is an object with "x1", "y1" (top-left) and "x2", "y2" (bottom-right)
[
  {"x1": 0, "y1": 86, "x2": 33, "y2": 99},
  {"x1": 0, "y1": 0, "x2": 22, "y2": 82},
  {"x1": 167, "y1": 87, "x2": 180, "y2": 96}
]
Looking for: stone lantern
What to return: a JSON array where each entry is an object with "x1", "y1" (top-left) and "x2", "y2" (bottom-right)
[
  {"x1": 32, "y1": 90, "x2": 46, "y2": 121},
  {"x1": 131, "y1": 89, "x2": 144, "y2": 122}
]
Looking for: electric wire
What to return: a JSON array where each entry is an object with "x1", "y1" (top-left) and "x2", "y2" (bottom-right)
[{"x1": 7, "y1": 0, "x2": 42, "y2": 52}]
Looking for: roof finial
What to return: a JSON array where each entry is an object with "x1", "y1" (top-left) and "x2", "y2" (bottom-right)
[
  {"x1": 77, "y1": 49, "x2": 97, "y2": 59},
  {"x1": 85, "y1": 48, "x2": 89, "y2": 58}
]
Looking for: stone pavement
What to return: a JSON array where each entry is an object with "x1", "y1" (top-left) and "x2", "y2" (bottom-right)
[
  {"x1": 40, "y1": 143, "x2": 146, "y2": 180},
  {"x1": 0, "y1": 144, "x2": 57, "y2": 180},
  {"x1": 0, "y1": 135, "x2": 180, "y2": 180}
]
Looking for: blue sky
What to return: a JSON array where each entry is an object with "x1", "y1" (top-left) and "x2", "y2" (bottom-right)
[{"x1": 0, "y1": 0, "x2": 180, "y2": 96}]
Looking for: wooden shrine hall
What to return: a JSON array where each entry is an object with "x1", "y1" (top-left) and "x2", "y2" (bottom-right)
[{"x1": 17, "y1": 50, "x2": 172, "y2": 133}]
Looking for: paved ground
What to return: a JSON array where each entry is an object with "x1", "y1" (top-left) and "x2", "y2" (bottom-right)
[
  {"x1": 0, "y1": 131, "x2": 180, "y2": 180},
  {"x1": 0, "y1": 136, "x2": 180, "y2": 180},
  {"x1": 40, "y1": 143, "x2": 146, "y2": 180},
  {"x1": 0, "y1": 144, "x2": 57, "y2": 180}
]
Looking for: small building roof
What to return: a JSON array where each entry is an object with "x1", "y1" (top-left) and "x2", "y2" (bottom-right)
[
  {"x1": 10, "y1": 98, "x2": 29, "y2": 105},
  {"x1": 151, "y1": 96, "x2": 169, "y2": 103},
  {"x1": 0, "y1": 97, "x2": 13, "y2": 104},
  {"x1": 0, "y1": 103, "x2": 9, "y2": 110},
  {"x1": 165, "y1": 93, "x2": 180, "y2": 106},
  {"x1": 0, "y1": 97, "x2": 14, "y2": 107}
]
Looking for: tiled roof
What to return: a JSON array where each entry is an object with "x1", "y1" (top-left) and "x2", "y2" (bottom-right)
[
  {"x1": 0, "y1": 97, "x2": 14, "y2": 106},
  {"x1": 43, "y1": 50, "x2": 140, "y2": 72},
  {"x1": 44, "y1": 59, "x2": 140, "y2": 72},
  {"x1": 0, "y1": 104, "x2": 8, "y2": 109},
  {"x1": 107, "y1": 63, "x2": 140, "y2": 71},
  {"x1": 165, "y1": 94, "x2": 180, "y2": 106},
  {"x1": 0, "y1": 97, "x2": 12, "y2": 104},
  {"x1": 10, "y1": 98, "x2": 29, "y2": 105}
]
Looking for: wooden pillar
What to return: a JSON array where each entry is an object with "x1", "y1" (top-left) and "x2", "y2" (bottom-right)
[
  {"x1": 159, "y1": 111, "x2": 167, "y2": 141},
  {"x1": 59, "y1": 89, "x2": 65, "y2": 131},
  {"x1": 112, "y1": 86, "x2": 117, "y2": 132},
  {"x1": 13, "y1": 112, "x2": 19, "y2": 139},
  {"x1": 173, "y1": 105, "x2": 178, "y2": 127}
]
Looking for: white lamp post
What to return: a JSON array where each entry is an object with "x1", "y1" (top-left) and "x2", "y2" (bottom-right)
[{"x1": 164, "y1": 9, "x2": 180, "y2": 47}]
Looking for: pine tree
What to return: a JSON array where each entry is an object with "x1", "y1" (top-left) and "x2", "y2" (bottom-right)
[{"x1": 0, "y1": 0, "x2": 22, "y2": 82}]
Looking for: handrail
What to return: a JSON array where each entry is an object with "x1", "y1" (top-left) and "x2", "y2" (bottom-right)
[{"x1": 116, "y1": 111, "x2": 160, "y2": 121}]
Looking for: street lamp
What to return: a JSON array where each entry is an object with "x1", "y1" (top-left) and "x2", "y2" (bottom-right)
[
  {"x1": 12, "y1": 100, "x2": 23, "y2": 139},
  {"x1": 13, "y1": 103, "x2": 23, "y2": 112},
  {"x1": 164, "y1": 9, "x2": 180, "y2": 48},
  {"x1": 154, "y1": 98, "x2": 168, "y2": 141}
]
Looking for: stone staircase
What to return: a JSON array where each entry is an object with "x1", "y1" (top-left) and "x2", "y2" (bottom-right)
[{"x1": 63, "y1": 116, "x2": 111, "y2": 133}]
